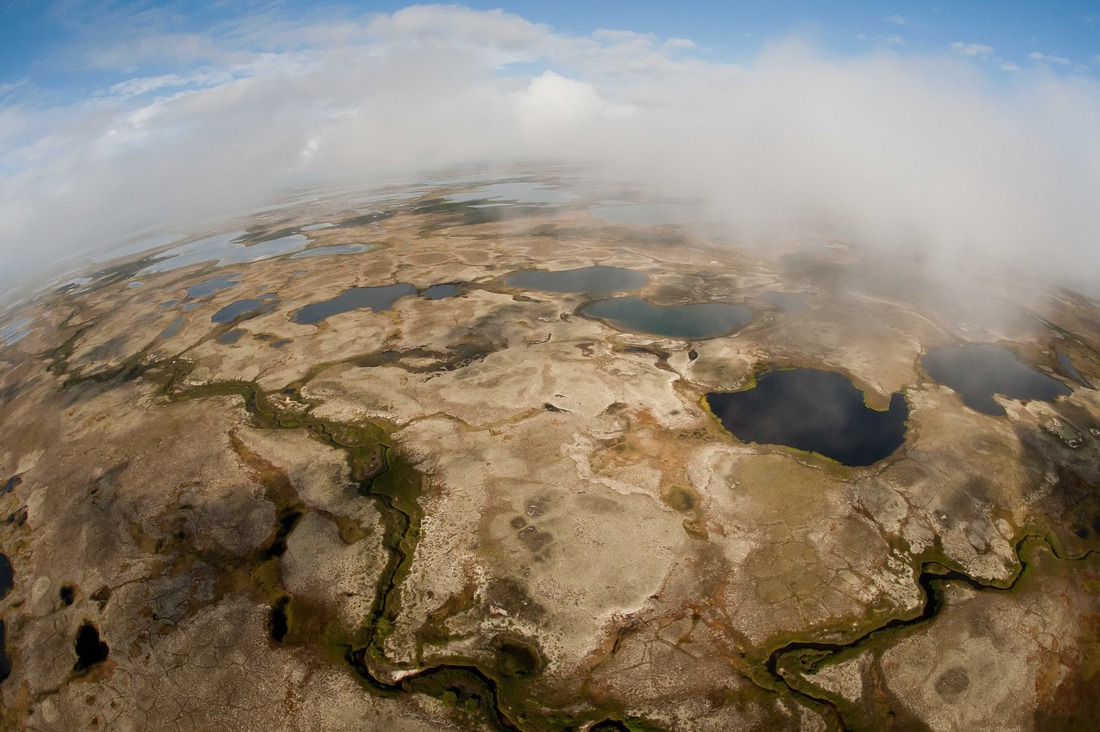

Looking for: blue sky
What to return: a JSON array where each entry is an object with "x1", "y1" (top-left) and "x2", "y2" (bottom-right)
[
  {"x1": 0, "y1": 2, "x2": 1098, "y2": 293},
  {"x1": 2, "y1": 1, "x2": 1097, "y2": 101}
]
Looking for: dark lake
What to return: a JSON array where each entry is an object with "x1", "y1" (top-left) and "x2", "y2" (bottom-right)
[
  {"x1": 211, "y1": 294, "x2": 277, "y2": 324},
  {"x1": 159, "y1": 316, "x2": 185, "y2": 339},
  {"x1": 502, "y1": 266, "x2": 647, "y2": 294},
  {"x1": 1056, "y1": 350, "x2": 1092, "y2": 388},
  {"x1": 0, "y1": 620, "x2": 8, "y2": 683},
  {"x1": 420, "y1": 284, "x2": 461, "y2": 300},
  {"x1": 922, "y1": 344, "x2": 1071, "y2": 416},
  {"x1": 292, "y1": 283, "x2": 417, "y2": 325},
  {"x1": 0, "y1": 553, "x2": 11, "y2": 600},
  {"x1": 217, "y1": 330, "x2": 246, "y2": 345},
  {"x1": 580, "y1": 297, "x2": 752, "y2": 339},
  {"x1": 706, "y1": 368, "x2": 909, "y2": 466}
]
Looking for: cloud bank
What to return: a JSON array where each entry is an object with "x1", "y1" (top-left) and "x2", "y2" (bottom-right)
[{"x1": 1, "y1": 4, "x2": 1099, "y2": 295}]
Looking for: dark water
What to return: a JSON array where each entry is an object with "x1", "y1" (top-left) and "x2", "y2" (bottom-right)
[
  {"x1": 1, "y1": 475, "x2": 20, "y2": 494},
  {"x1": 580, "y1": 297, "x2": 752, "y2": 339},
  {"x1": 420, "y1": 284, "x2": 460, "y2": 300},
  {"x1": 706, "y1": 368, "x2": 909, "y2": 466},
  {"x1": 0, "y1": 620, "x2": 8, "y2": 684},
  {"x1": 211, "y1": 294, "x2": 277, "y2": 324},
  {"x1": 74, "y1": 622, "x2": 109, "y2": 670},
  {"x1": 1056, "y1": 350, "x2": 1093, "y2": 388},
  {"x1": 502, "y1": 266, "x2": 647, "y2": 293},
  {"x1": 923, "y1": 344, "x2": 1071, "y2": 416},
  {"x1": 217, "y1": 330, "x2": 246, "y2": 345},
  {"x1": 292, "y1": 284, "x2": 417, "y2": 325},
  {"x1": 159, "y1": 316, "x2": 185, "y2": 339},
  {"x1": 185, "y1": 272, "x2": 242, "y2": 299},
  {"x1": 0, "y1": 553, "x2": 11, "y2": 600}
]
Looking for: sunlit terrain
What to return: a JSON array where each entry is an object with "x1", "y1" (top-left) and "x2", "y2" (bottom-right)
[{"x1": 0, "y1": 171, "x2": 1097, "y2": 729}]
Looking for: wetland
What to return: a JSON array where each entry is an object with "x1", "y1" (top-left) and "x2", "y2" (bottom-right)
[{"x1": 0, "y1": 174, "x2": 1097, "y2": 731}]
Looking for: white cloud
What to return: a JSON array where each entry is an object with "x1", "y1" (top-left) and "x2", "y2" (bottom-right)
[
  {"x1": 950, "y1": 42, "x2": 993, "y2": 58},
  {"x1": 2, "y1": 6, "x2": 1100, "y2": 297},
  {"x1": 884, "y1": 15, "x2": 909, "y2": 26},
  {"x1": 999, "y1": 63, "x2": 1021, "y2": 72},
  {"x1": 1029, "y1": 51, "x2": 1072, "y2": 65},
  {"x1": 106, "y1": 70, "x2": 234, "y2": 98}
]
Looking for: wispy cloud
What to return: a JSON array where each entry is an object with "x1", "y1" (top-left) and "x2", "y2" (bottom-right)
[
  {"x1": 950, "y1": 42, "x2": 993, "y2": 58},
  {"x1": 883, "y1": 15, "x2": 909, "y2": 26},
  {"x1": 106, "y1": 70, "x2": 233, "y2": 98},
  {"x1": 1, "y1": 5, "x2": 1099, "y2": 296},
  {"x1": 1029, "y1": 51, "x2": 1072, "y2": 66}
]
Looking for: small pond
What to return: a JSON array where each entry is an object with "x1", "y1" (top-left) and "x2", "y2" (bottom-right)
[
  {"x1": 580, "y1": 297, "x2": 752, "y2": 339},
  {"x1": 0, "y1": 620, "x2": 8, "y2": 683},
  {"x1": 706, "y1": 368, "x2": 909, "y2": 466},
  {"x1": 502, "y1": 266, "x2": 647, "y2": 294},
  {"x1": 1056, "y1": 350, "x2": 1092, "y2": 389},
  {"x1": 0, "y1": 553, "x2": 11, "y2": 600},
  {"x1": 293, "y1": 284, "x2": 417, "y2": 325},
  {"x1": 211, "y1": 294, "x2": 277, "y2": 324},
  {"x1": 159, "y1": 316, "x2": 185, "y2": 339},
  {"x1": 922, "y1": 344, "x2": 1071, "y2": 416},
  {"x1": 217, "y1": 330, "x2": 246, "y2": 345}
]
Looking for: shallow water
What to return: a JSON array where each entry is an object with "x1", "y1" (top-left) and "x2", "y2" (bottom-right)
[
  {"x1": 293, "y1": 284, "x2": 417, "y2": 325},
  {"x1": 289, "y1": 243, "x2": 376, "y2": 259},
  {"x1": 211, "y1": 294, "x2": 277, "y2": 324},
  {"x1": 185, "y1": 273, "x2": 242, "y2": 299},
  {"x1": 706, "y1": 368, "x2": 908, "y2": 466},
  {"x1": 580, "y1": 297, "x2": 752, "y2": 339},
  {"x1": 159, "y1": 316, "x2": 185, "y2": 340},
  {"x1": 140, "y1": 233, "x2": 310, "y2": 273},
  {"x1": 446, "y1": 181, "x2": 577, "y2": 206},
  {"x1": 589, "y1": 202, "x2": 708, "y2": 225},
  {"x1": 1056, "y1": 350, "x2": 1093, "y2": 388},
  {"x1": 923, "y1": 344, "x2": 1071, "y2": 416},
  {"x1": 0, "y1": 319, "x2": 31, "y2": 346},
  {"x1": 502, "y1": 266, "x2": 647, "y2": 294}
]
